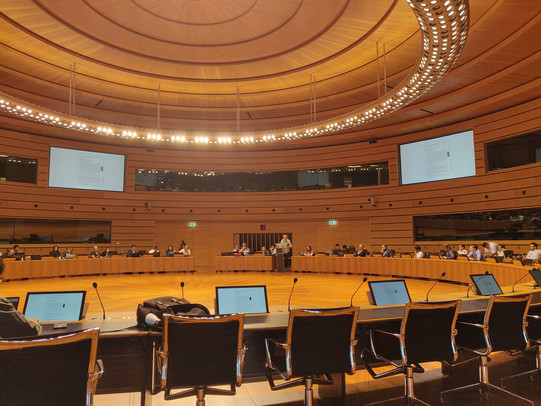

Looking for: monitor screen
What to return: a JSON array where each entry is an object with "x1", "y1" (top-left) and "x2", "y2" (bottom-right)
[
  {"x1": 215, "y1": 285, "x2": 269, "y2": 315},
  {"x1": 49, "y1": 147, "x2": 125, "y2": 192},
  {"x1": 6, "y1": 297, "x2": 20, "y2": 310},
  {"x1": 399, "y1": 130, "x2": 476, "y2": 185},
  {"x1": 23, "y1": 291, "x2": 86, "y2": 322},
  {"x1": 368, "y1": 280, "x2": 412, "y2": 306},
  {"x1": 530, "y1": 269, "x2": 541, "y2": 287},
  {"x1": 470, "y1": 274, "x2": 503, "y2": 296}
]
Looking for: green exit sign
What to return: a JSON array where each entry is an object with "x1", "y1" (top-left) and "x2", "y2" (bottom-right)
[
  {"x1": 188, "y1": 222, "x2": 196, "y2": 227},
  {"x1": 329, "y1": 220, "x2": 337, "y2": 225}
]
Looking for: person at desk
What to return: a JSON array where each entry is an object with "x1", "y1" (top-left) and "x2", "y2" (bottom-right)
[
  {"x1": 232, "y1": 244, "x2": 240, "y2": 253},
  {"x1": 467, "y1": 244, "x2": 485, "y2": 261},
  {"x1": 126, "y1": 245, "x2": 138, "y2": 257},
  {"x1": 381, "y1": 245, "x2": 394, "y2": 257},
  {"x1": 148, "y1": 246, "x2": 160, "y2": 256},
  {"x1": 414, "y1": 246, "x2": 425, "y2": 259},
  {"x1": 482, "y1": 242, "x2": 497, "y2": 257},
  {"x1": 179, "y1": 245, "x2": 191, "y2": 256},
  {"x1": 178, "y1": 240, "x2": 186, "y2": 252},
  {"x1": 89, "y1": 245, "x2": 101, "y2": 258},
  {"x1": 165, "y1": 245, "x2": 175, "y2": 257},
  {"x1": 239, "y1": 243, "x2": 251, "y2": 256},
  {"x1": 49, "y1": 245, "x2": 61, "y2": 258},
  {"x1": 4, "y1": 249, "x2": 15, "y2": 258},
  {"x1": 304, "y1": 246, "x2": 314, "y2": 256},
  {"x1": 354, "y1": 244, "x2": 368, "y2": 257},
  {"x1": 101, "y1": 247, "x2": 112, "y2": 258},
  {"x1": 495, "y1": 244, "x2": 506, "y2": 257},
  {"x1": 270, "y1": 245, "x2": 277, "y2": 255},
  {"x1": 12, "y1": 245, "x2": 24, "y2": 257},
  {"x1": 526, "y1": 242, "x2": 541, "y2": 260},
  {"x1": 261, "y1": 246, "x2": 271, "y2": 256},
  {"x1": 440, "y1": 244, "x2": 457, "y2": 260},
  {"x1": 457, "y1": 244, "x2": 468, "y2": 255},
  {"x1": 61, "y1": 247, "x2": 75, "y2": 259},
  {"x1": 331, "y1": 244, "x2": 342, "y2": 256},
  {"x1": 0, "y1": 259, "x2": 42, "y2": 338}
]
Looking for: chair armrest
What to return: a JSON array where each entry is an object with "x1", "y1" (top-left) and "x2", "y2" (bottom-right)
[
  {"x1": 156, "y1": 348, "x2": 168, "y2": 389},
  {"x1": 265, "y1": 337, "x2": 291, "y2": 379},
  {"x1": 456, "y1": 321, "x2": 489, "y2": 355},
  {"x1": 236, "y1": 342, "x2": 248, "y2": 386},
  {"x1": 369, "y1": 329, "x2": 404, "y2": 367},
  {"x1": 89, "y1": 359, "x2": 104, "y2": 385},
  {"x1": 457, "y1": 321, "x2": 485, "y2": 328}
]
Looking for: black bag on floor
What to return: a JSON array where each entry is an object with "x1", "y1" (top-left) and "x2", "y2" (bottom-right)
[{"x1": 136, "y1": 296, "x2": 210, "y2": 329}]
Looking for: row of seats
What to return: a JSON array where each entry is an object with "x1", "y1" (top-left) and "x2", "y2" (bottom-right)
[{"x1": 0, "y1": 295, "x2": 540, "y2": 406}]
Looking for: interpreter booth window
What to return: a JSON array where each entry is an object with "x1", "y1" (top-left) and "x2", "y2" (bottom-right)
[
  {"x1": 486, "y1": 130, "x2": 541, "y2": 171},
  {"x1": 134, "y1": 162, "x2": 388, "y2": 192},
  {"x1": 414, "y1": 207, "x2": 541, "y2": 242},
  {"x1": 0, "y1": 155, "x2": 37, "y2": 184},
  {"x1": 0, "y1": 218, "x2": 111, "y2": 244}
]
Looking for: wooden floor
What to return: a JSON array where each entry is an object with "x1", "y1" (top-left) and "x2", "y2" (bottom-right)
[{"x1": 0, "y1": 269, "x2": 466, "y2": 316}]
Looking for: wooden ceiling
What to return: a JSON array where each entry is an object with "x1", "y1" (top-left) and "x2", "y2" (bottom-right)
[{"x1": 0, "y1": 0, "x2": 539, "y2": 148}]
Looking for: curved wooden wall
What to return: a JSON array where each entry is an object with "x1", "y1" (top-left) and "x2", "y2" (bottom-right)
[{"x1": 0, "y1": 98, "x2": 540, "y2": 267}]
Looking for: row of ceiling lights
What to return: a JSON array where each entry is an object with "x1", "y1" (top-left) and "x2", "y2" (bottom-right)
[{"x1": 0, "y1": 0, "x2": 469, "y2": 147}]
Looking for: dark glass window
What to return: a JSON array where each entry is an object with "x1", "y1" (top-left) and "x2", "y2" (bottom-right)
[
  {"x1": 0, "y1": 155, "x2": 37, "y2": 184},
  {"x1": 415, "y1": 208, "x2": 541, "y2": 241},
  {"x1": 135, "y1": 162, "x2": 389, "y2": 192},
  {"x1": 486, "y1": 130, "x2": 541, "y2": 171}
]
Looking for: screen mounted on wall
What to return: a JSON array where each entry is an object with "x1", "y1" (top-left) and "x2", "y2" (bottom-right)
[
  {"x1": 399, "y1": 130, "x2": 476, "y2": 185},
  {"x1": 49, "y1": 147, "x2": 125, "y2": 191}
]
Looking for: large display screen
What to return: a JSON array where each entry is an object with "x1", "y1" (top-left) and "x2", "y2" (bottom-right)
[
  {"x1": 49, "y1": 147, "x2": 125, "y2": 191},
  {"x1": 399, "y1": 130, "x2": 476, "y2": 185},
  {"x1": 215, "y1": 285, "x2": 269, "y2": 315}
]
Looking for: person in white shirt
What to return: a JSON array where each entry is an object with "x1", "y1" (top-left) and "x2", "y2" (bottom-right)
[
  {"x1": 457, "y1": 244, "x2": 468, "y2": 255},
  {"x1": 525, "y1": 242, "x2": 541, "y2": 260},
  {"x1": 414, "y1": 246, "x2": 425, "y2": 259},
  {"x1": 179, "y1": 245, "x2": 191, "y2": 256}
]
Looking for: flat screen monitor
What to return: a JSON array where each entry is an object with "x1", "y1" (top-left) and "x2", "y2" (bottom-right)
[
  {"x1": 399, "y1": 130, "x2": 476, "y2": 185},
  {"x1": 470, "y1": 274, "x2": 503, "y2": 296},
  {"x1": 530, "y1": 269, "x2": 541, "y2": 287},
  {"x1": 368, "y1": 280, "x2": 412, "y2": 306},
  {"x1": 6, "y1": 297, "x2": 20, "y2": 310},
  {"x1": 215, "y1": 285, "x2": 269, "y2": 315},
  {"x1": 23, "y1": 291, "x2": 86, "y2": 322},
  {"x1": 49, "y1": 147, "x2": 125, "y2": 192}
]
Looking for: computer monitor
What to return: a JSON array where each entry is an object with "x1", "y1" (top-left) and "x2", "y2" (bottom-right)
[
  {"x1": 215, "y1": 285, "x2": 269, "y2": 315},
  {"x1": 470, "y1": 274, "x2": 503, "y2": 296},
  {"x1": 368, "y1": 280, "x2": 412, "y2": 306},
  {"x1": 530, "y1": 269, "x2": 541, "y2": 287},
  {"x1": 6, "y1": 297, "x2": 20, "y2": 310},
  {"x1": 23, "y1": 291, "x2": 86, "y2": 322}
]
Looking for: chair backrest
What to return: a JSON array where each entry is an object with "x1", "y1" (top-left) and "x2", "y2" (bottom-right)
[
  {"x1": 287, "y1": 307, "x2": 359, "y2": 377},
  {"x1": 162, "y1": 313, "x2": 245, "y2": 389},
  {"x1": 403, "y1": 300, "x2": 461, "y2": 364},
  {"x1": 0, "y1": 328, "x2": 100, "y2": 406},
  {"x1": 485, "y1": 294, "x2": 531, "y2": 352},
  {"x1": 527, "y1": 307, "x2": 541, "y2": 343}
]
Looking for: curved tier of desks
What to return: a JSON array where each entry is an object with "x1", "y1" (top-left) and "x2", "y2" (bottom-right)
[
  {"x1": 291, "y1": 256, "x2": 535, "y2": 286},
  {"x1": 215, "y1": 255, "x2": 276, "y2": 271},
  {"x1": 2, "y1": 256, "x2": 194, "y2": 280}
]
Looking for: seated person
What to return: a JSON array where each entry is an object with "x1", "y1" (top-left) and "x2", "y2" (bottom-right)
[
  {"x1": 342, "y1": 244, "x2": 349, "y2": 254},
  {"x1": 4, "y1": 249, "x2": 15, "y2": 258},
  {"x1": 495, "y1": 244, "x2": 506, "y2": 257},
  {"x1": 261, "y1": 246, "x2": 270, "y2": 256},
  {"x1": 232, "y1": 244, "x2": 240, "y2": 253},
  {"x1": 269, "y1": 245, "x2": 277, "y2": 255},
  {"x1": 354, "y1": 244, "x2": 368, "y2": 257},
  {"x1": 12, "y1": 245, "x2": 24, "y2": 257},
  {"x1": 239, "y1": 243, "x2": 251, "y2": 256},
  {"x1": 148, "y1": 246, "x2": 160, "y2": 256},
  {"x1": 61, "y1": 247, "x2": 75, "y2": 259},
  {"x1": 414, "y1": 245, "x2": 425, "y2": 259},
  {"x1": 126, "y1": 245, "x2": 138, "y2": 257},
  {"x1": 457, "y1": 244, "x2": 468, "y2": 255},
  {"x1": 49, "y1": 245, "x2": 62, "y2": 258},
  {"x1": 482, "y1": 242, "x2": 497, "y2": 257},
  {"x1": 304, "y1": 245, "x2": 314, "y2": 256},
  {"x1": 331, "y1": 244, "x2": 342, "y2": 256},
  {"x1": 179, "y1": 245, "x2": 191, "y2": 256},
  {"x1": 526, "y1": 242, "x2": 541, "y2": 260},
  {"x1": 440, "y1": 244, "x2": 457, "y2": 260},
  {"x1": 89, "y1": 245, "x2": 101, "y2": 258},
  {"x1": 101, "y1": 247, "x2": 112, "y2": 257},
  {"x1": 0, "y1": 259, "x2": 42, "y2": 338},
  {"x1": 467, "y1": 244, "x2": 485, "y2": 261},
  {"x1": 381, "y1": 244, "x2": 394, "y2": 257},
  {"x1": 165, "y1": 245, "x2": 175, "y2": 257}
]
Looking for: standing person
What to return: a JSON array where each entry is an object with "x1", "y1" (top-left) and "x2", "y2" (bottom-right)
[
  {"x1": 0, "y1": 259, "x2": 42, "y2": 338},
  {"x1": 49, "y1": 245, "x2": 61, "y2": 258},
  {"x1": 279, "y1": 234, "x2": 292, "y2": 268}
]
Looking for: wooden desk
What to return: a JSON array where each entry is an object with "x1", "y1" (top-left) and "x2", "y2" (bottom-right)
[
  {"x1": 291, "y1": 256, "x2": 531, "y2": 286},
  {"x1": 215, "y1": 255, "x2": 275, "y2": 271},
  {"x1": 2, "y1": 256, "x2": 194, "y2": 281}
]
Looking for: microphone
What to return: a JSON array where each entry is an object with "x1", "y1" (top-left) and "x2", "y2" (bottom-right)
[
  {"x1": 511, "y1": 269, "x2": 533, "y2": 293},
  {"x1": 287, "y1": 278, "x2": 298, "y2": 312},
  {"x1": 92, "y1": 282, "x2": 106, "y2": 320},
  {"x1": 466, "y1": 271, "x2": 490, "y2": 297},
  {"x1": 425, "y1": 272, "x2": 446, "y2": 302},
  {"x1": 350, "y1": 277, "x2": 368, "y2": 306},
  {"x1": 180, "y1": 281, "x2": 185, "y2": 299}
]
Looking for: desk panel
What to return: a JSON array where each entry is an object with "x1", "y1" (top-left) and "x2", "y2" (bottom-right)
[{"x1": 215, "y1": 256, "x2": 275, "y2": 271}]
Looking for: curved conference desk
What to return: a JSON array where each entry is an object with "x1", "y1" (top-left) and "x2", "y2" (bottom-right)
[{"x1": 1, "y1": 256, "x2": 194, "y2": 280}]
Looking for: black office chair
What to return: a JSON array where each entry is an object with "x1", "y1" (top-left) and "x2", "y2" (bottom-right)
[
  {"x1": 157, "y1": 313, "x2": 247, "y2": 406},
  {"x1": 265, "y1": 306, "x2": 359, "y2": 406},
  {"x1": 0, "y1": 328, "x2": 103, "y2": 406},
  {"x1": 362, "y1": 300, "x2": 461, "y2": 406},
  {"x1": 441, "y1": 294, "x2": 533, "y2": 405}
]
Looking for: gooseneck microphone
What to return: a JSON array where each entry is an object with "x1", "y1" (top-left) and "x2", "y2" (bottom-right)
[
  {"x1": 466, "y1": 271, "x2": 490, "y2": 297},
  {"x1": 350, "y1": 277, "x2": 368, "y2": 306},
  {"x1": 287, "y1": 278, "x2": 298, "y2": 312},
  {"x1": 180, "y1": 281, "x2": 185, "y2": 299},
  {"x1": 92, "y1": 282, "x2": 106, "y2": 320},
  {"x1": 425, "y1": 272, "x2": 446, "y2": 302},
  {"x1": 511, "y1": 269, "x2": 533, "y2": 293}
]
